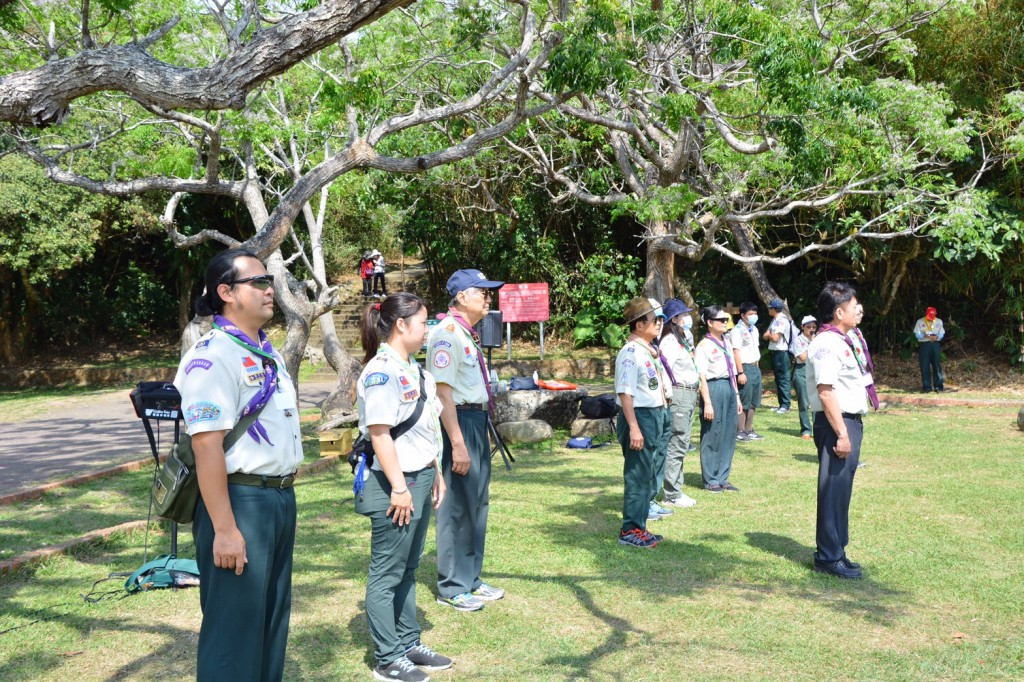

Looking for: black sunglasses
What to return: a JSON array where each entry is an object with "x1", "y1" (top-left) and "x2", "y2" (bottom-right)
[
  {"x1": 229, "y1": 275, "x2": 275, "y2": 290},
  {"x1": 711, "y1": 317, "x2": 730, "y2": 323}
]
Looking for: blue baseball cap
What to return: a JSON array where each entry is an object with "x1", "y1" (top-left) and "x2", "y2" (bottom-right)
[
  {"x1": 446, "y1": 269, "x2": 505, "y2": 297},
  {"x1": 768, "y1": 298, "x2": 785, "y2": 310},
  {"x1": 662, "y1": 298, "x2": 693, "y2": 320}
]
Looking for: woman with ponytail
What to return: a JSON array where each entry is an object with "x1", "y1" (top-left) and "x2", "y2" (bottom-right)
[{"x1": 354, "y1": 292, "x2": 450, "y2": 682}]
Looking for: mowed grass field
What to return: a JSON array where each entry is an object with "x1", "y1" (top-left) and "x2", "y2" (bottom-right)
[{"x1": 1, "y1": 403, "x2": 1022, "y2": 680}]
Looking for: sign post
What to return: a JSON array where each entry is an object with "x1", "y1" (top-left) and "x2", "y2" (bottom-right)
[{"x1": 498, "y1": 283, "x2": 550, "y2": 360}]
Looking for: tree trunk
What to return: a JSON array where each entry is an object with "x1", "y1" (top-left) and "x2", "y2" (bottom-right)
[
  {"x1": 644, "y1": 218, "x2": 675, "y2": 302},
  {"x1": 728, "y1": 219, "x2": 784, "y2": 311},
  {"x1": 319, "y1": 312, "x2": 348, "y2": 373}
]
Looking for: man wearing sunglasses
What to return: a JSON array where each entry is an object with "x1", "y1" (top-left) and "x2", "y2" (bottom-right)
[{"x1": 175, "y1": 248, "x2": 303, "y2": 680}]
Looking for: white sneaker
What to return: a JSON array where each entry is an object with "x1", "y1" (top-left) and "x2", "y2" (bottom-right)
[{"x1": 663, "y1": 494, "x2": 697, "y2": 508}]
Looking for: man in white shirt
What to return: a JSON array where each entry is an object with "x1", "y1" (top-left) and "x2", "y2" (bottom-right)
[
  {"x1": 806, "y1": 282, "x2": 869, "y2": 579},
  {"x1": 913, "y1": 306, "x2": 945, "y2": 392},
  {"x1": 729, "y1": 302, "x2": 763, "y2": 441},
  {"x1": 764, "y1": 298, "x2": 793, "y2": 414}
]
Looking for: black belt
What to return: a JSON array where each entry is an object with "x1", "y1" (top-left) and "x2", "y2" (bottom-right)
[
  {"x1": 455, "y1": 403, "x2": 487, "y2": 411},
  {"x1": 707, "y1": 377, "x2": 730, "y2": 382},
  {"x1": 794, "y1": 362, "x2": 806, "y2": 368},
  {"x1": 841, "y1": 413, "x2": 863, "y2": 422},
  {"x1": 227, "y1": 472, "x2": 296, "y2": 488}
]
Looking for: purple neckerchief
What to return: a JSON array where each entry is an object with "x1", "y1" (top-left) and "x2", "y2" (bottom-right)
[
  {"x1": 439, "y1": 309, "x2": 493, "y2": 413},
  {"x1": 653, "y1": 339, "x2": 679, "y2": 386},
  {"x1": 704, "y1": 333, "x2": 737, "y2": 392},
  {"x1": 819, "y1": 323, "x2": 879, "y2": 411},
  {"x1": 213, "y1": 315, "x2": 278, "y2": 444}
]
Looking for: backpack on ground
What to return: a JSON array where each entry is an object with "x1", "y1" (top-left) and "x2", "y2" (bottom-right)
[
  {"x1": 124, "y1": 554, "x2": 200, "y2": 593},
  {"x1": 580, "y1": 393, "x2": 617, "y2": 420}
]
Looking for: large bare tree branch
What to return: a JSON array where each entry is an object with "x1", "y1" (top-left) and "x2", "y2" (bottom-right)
[{"x1": 0, "y1": 0, "x2": 414, "y2": 126}]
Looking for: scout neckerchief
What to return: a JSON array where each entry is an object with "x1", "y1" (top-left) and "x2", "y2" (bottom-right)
[
  {"x1": 819, "y1": 323, "x2": 879, "y2": 411},
  {"x1": 703, "y1": 333, "x2": 737, "y2": 392},
  {"x1": 213, "y1": 315, "x2": 278, "y2": 444},
  {"x1": 441, "y1": 309, "x2": 494, "y2": 413},
  {"x1": 630, "y1": 335, "x2": 670, "y2": 404},
  {"x1": 923, "y1": 318, "x2": 935, "y2": 334},
  {"x1": 379, "y1": 342, "x2": 443, "y2": 464}
]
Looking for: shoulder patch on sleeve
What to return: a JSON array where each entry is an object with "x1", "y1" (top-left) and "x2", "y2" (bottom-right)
[
  {"x1": 813, "y1": 347, "x2": 831, "y2": 361},
  {"x1": 432, "y1": 339, "x2": 452, "y2": 349},
  {"x1": 364, "y1": 372, "x2": 390, "y2": 388},
  {"x1": 185, "y1": 401, "x2": 221, "y2": 425},
  {"x1": 432, "y1": 350, "x2": 452, "y2": 369},
  {"x1": 185, "y1": 358, "x2": 213, "y2": 374}
]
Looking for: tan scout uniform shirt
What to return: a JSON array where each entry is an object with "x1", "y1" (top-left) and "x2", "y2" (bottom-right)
[
  {"x1": 426, "y1": 316, "x2": 488, "y2": 405},
  {"x1": 806, "y1": 332, "x2": 869, "y2": 415},
  {"x1": 615, "y1": 339, "x2": 669, "y2": 408}
]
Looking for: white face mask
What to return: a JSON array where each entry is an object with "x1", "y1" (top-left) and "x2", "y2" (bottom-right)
[
  {"x1": 746, "y1": 314, "x2": 759, "y2": 326},
  {"x1": 682, "y1": 316, "x2": 693, "y2": 330}
]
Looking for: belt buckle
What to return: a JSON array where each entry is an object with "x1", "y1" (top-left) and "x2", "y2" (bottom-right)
[{"x1": 279, "y1": 474, "x2": 295, "y2": 488}]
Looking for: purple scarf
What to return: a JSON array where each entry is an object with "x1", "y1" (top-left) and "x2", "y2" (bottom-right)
[
  {"x1": 704, "y1": 333, "x2": 737, "y2": 392},
  {"x1": 819, "y1": 323, "x2": 879, "y2": 411},
  {"x1": 213, "y1": 315, "x2": 278, "y2": 444},
  {"x1": 440, "y1": 310, "x2": 494, "y2": 413}
]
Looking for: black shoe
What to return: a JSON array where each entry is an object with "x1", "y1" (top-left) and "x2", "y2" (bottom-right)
[
  {"x1": 840, "y1": 556, "x2": 861, "y2": 570},
  {"x1": 373, "y1": 656, "x2": 429, "y2": 682},
  {"x1": 405, "y1": 642, "x2": 452, "y2": 672},
  {"x1": 813, "y1": 559, "x2": 863, "y2": 579},
  {"x1": 721, "y1": 482, "x2": 740, "y2": 492},
  {"x1": 705, "y1": 484, "x2": 723, "y2": 493}
]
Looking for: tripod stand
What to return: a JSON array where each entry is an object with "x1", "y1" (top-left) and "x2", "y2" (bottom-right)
[{"x1": 130, "y1": 382, "x2": 184, "y2": 555}]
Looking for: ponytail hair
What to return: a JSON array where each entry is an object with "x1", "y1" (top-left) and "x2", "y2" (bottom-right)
[
  {"x1": 361, "y1": 292, "x2": 428, "y2": 364},
  {"x1": 194, "y1": 248, "x2": 260, "y2": 317}
]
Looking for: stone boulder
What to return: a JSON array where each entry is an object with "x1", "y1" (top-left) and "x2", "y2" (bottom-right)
[
  {"x1": 492, "y1": 388, "x2": 588, "y2": 428},
  {"x1": 571, "y1": 418, "x2": 614, "y2": 438},
  {"x1": 496, "y1": 419, "x2": 553, "y2": 444}
]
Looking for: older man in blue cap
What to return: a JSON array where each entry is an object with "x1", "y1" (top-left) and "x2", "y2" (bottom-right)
[
  {"x1": 427, "y1": 268, "x2": 506, "y2": 612},
  {"x1": 764, "y1": 298, "x2": 793, "y2": 414}
]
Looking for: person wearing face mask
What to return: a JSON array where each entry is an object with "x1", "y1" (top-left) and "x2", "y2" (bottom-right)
[
  {"x1": 729, "y1": 302, "x2": 764, "y2": 442},
  {"x1": 615, "y1": 297, "x2": 671, "y2": 548},
  {"x1": 790, "y1": 316, "x2": 817, "y2": 440},
  {"x1": 913, "y1": 306, "x2": 945, "y2": 392},
  {"x1": 657, "y1": 298, "x2": 700, "y2": 509}
]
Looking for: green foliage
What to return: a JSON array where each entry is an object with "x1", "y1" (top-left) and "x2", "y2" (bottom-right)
[
  {"x1": 546, "y1": 1, "x2": 636, "y2": 95},
  {"x1": 571, "y1": 248, "x2": 642, "y2": 348}
]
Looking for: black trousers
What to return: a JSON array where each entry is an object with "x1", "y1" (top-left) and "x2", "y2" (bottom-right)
[
  {"x1": 372, "y1": 272, "x2": 387, "y2": 294},
  {"x1": 813, "y1": 411, "x2": 863, "y2": 564}
]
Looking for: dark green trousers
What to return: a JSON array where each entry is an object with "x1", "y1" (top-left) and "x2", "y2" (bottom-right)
[
  {"x1": 699, "y1": 378, "x2": 739, "y2": 487},
  {"x1": 358, "y1": 466, "x2": 436, "y2": 666},
  {"x1": 437, "y1": 409, "x2": 491, "y2": 598},
  {"x1": 919, "y1": 341, "x2": 944, "y2": 391},
  {"x1": 617, "y1": 406, "x2": 670, "y2": 532},
  {"x1": 792, "y1": 363, "x2": 812, "y2": 435},
  {"x1": 739, "y1": 362, "x2": 763, "y2": 410},
  {"x1": 771, "y1": 350, "x2": 792, "y2": 409},
  {"x1": 193, "y1": 484, "x2": 296, "y2": 682}
]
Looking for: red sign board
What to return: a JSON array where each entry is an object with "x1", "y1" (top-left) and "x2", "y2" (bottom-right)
[{"x1": 499, "y1": 283, "x2": 549, "y2": 322}]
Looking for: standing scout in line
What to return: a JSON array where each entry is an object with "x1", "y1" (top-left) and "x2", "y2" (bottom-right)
[
  {"x1": 427, "y1": 269, "x2": 506, "y2": 612},
  {"x1": 356, "y1": 293, "x2": 450, "y2": 682},
  {"x1": 696, "y1": 306, "x2": 743, "y2": 493},
  {"x1": 658, "y1": 298, "x2": 699, "y2": 509},
  {"x1": 615, "y1": 297, "x2": 671, "y2": 548},
  {"x1": 729, "y1": 302, "x2": 763, "y2": 441},
  {"x1": 176, "y1": 249, "x2": 303, "y2": 682},
  {"x1": 764, "y1": 298, "x2": 793, "y2": 414},
  {"x1": 790, "y1": 315, "x2": 817, "y2": 440}
]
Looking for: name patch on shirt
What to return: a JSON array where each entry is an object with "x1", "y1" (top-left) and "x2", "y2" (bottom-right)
[
  {"x1": 364, "y1": 372, "x2": 390, "y2": 388},
  {"x1": 185, "y1": 358, "x2": 213, "y2": 374},
  {"x1": 186, "y1": 401, "x2": 221, "y2": 424},
  {"x1": 433, "y1": 350, "x2": 451, "y2": 369}
]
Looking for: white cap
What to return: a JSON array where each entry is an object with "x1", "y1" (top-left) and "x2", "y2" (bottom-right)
[
  {"x1": 648, "y1": 298, "x2": 665, "y2": 319},
  {"x1": 801, "y1": 315, "x2": 817, "y2": 326}
]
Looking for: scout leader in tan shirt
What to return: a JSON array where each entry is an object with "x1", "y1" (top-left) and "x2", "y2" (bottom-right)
[{"x1": 426, "y1": 268, "x2": 506, "y2": 612}]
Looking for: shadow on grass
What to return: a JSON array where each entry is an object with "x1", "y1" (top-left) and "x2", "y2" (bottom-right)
[
  {"x1": 745, "y1": 531, "x2": 907, "y2": 625},
  {"x1": 792, "y1": 453, "x2": 817, "y2": 463}
]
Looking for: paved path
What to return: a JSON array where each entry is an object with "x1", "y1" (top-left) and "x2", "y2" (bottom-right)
[{"x1": 0, "y1": 382, "x2": 337, "y2": 498}]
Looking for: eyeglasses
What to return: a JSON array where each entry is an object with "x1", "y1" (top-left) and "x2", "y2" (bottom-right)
[
  {"x1": 470, "y1": 288, "x2": 493, "y2": 299},
  {"x1": 711, "y1": 317, "x2": 730, "y2": 323},
  {"x1": 229, "y1": 275, "x2": 275, "y2": 290}
]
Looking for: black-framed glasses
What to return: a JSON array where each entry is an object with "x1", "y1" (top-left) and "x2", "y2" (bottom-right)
[
  {"x1": 470, "y1": 288, "x2": 493, "y2": 299},
  {"x1": 711, "y1": 317, "x2": 730, "y2": 323},
  {"x1": 229, "y1": 275, "x2": 275, "y2": 290}
]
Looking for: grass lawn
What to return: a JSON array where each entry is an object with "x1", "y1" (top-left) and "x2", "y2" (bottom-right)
[{"x1": 1, "y1": 404, "x2": 1022, "y2": 680}]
